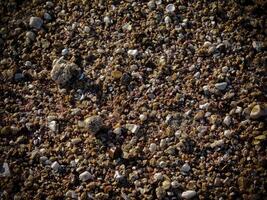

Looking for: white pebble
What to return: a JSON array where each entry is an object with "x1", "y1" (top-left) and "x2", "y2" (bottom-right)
[
  {"x1": 61, "y1": 48, "x2": 69, "y2": 56},
  {"x1": 165, "y1": 4, "x2": 175, "y2": 13},
  {"x1": 171, "y1": 180, "x2": 179, "y2": 188},
  {"x1": 128, "y1": 49, "x2": 138, "y2": 57},
  {"x1": 126, "y1": 124, "x2": 140, "y2": 134},
  {"x1": 181, "y1": 190, "x2": 197, "y2": 199},
  {"x1": 223, "y1": 115, "x2": 231, "y2": 126},
  {"x1": 51, "y1": 161, "x2": 60, "y2": 171},
  {"x1": 79, "y1": 171, "x2": 93, "y2": 182},
  {"x1": 149, "y1": 143, "x2": 157, "y2": 153},
  {"x1": 222, "y1": 66, "x2": 229, "y2": 73},
  {"x1": 48, "y1": 120, "x2": 58, "y2": 132},
  {"x1": 139, "y1": 114, "x2": 147, "y2": 121}
]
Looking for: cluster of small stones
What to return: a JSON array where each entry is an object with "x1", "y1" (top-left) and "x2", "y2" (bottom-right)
[{"x1": 1, "y1": 0, "x2": 267, "y2": 199}]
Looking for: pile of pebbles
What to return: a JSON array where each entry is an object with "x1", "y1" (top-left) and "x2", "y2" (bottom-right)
[{"x1": 1, "y1": 0, "x2": 266, "y2": 199}]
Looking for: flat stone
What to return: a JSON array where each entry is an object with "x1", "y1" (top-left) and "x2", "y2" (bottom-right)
[{"x1": 181, "y1": 190, "x2": 197, "y2": 199}]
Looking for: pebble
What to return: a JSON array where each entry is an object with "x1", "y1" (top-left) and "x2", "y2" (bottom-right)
[
  {"x1": 181, "y1": 163, "x2": 191, "y2": 173},
  {"x1": 61, "y1": 48, "x2": 69, "y2": 56},
  {"x1": 250, "y1": 104, "x2": 266, "y2": 119},
  {"x1": 222, "y1": 66, "x2": 229, "y2": 73},
  {"x1": 165, "y1": 4, "x2": 175, "y2": 13},
  {"x1": 215, "y1": 82, "x2": 228, "y2": 91},
  {"x1": 181, "y1": 190, "x2": 197, "y2": 199},
  {"x1": 154, "y1": 172, "x2": 163, "y2": 181},
  {"x1": 210, "y1": 139, "x2": 224, "y2": 148},
  {"x1": 139, "y1": 114, "x2": 147, "y2": 121},
  {"x1": 149, "y1": 143, "x2": 157, "y2": 153},
  {"x1": 79, "y1": 171, "x2": 93, "y2": 182},
  {"x1": 48, "y1": 120, "x2": 58, "y2": 132},
  {"x1": 223, "y1": 116, "x2": 231, "y2": 126},
  {"x1": 147, "y1": 0, "x2": 156, "y2": 10},
  {"x1": 51, "y1": 161, "x2": 60, "y2": 171},
  {"x1": 50, "y1": 57, "x2": 81, "y2": 86},
  {"x1": 156, "y1": 186, "x2": 166, "y2": 199},
  {"x1": 162, "y1": 180, "x2": 171, "y2": 190},
  {"x1": 125, "y1": 124, "x2": 140, "y2": 134},
  {"x1": 127, "y1": 49, "x2": 138, "y2": 57},
  {"x1": 84, "y1": 115, "x2": 104, "y2": 134},
  {"x1": 26, "y1": 31, "x2": 36, "y2": 41},
  {"x1": 65, "y1": 190, "x2": 78, "y2": 199},
  {"x1": 44, "y1": 12, "x2": 52, "y2": 20},
  {"x1": 29, "y1": 17, "x2": 43, "y2": 29},
  {"x1": 71, "y1": 137, "x2": 82, "y2": 145},
  {"x1": 0, "y1": 163, "x2": 11, "y2": 177},
  {"x1": 171, "y1": 180, "x2": 179, "y2": 188}
]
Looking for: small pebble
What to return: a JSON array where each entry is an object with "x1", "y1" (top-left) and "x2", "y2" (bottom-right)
[
  {"x1": 51, "y1": 161, "x2": 60, "y2": 171},
  {"x1": 215, "y1": 82, "x2": 228, "y2": 91},
  {"x1": 79, "y1": 171, "x2": 93, "y2": 182},
  {"x1": 149, "y1": 143, "x2": 157, "y2": 153},
  {"x1": 181, "y1": 163, "x2": 191, "y2": 173},
  {"x1": 181, "y1": 190, "x2": 197, "y2": 199},
  {"x1": 29, "y1": 17, "x2": 43, "y2": 29}
]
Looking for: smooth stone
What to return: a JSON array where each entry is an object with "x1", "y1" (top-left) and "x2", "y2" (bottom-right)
[
  {"x1": 26, "y1": 31, "x2": 36, "y2": 41},
  {"x1": 181, "y1": 163, "x2": 191, "y2": 173},
  {"x1": 149, "y1": 143, "x2": 157, "y2": 153},
  {"x1": 210, "y1": 139, "x2": 224, "y2": 148},
  {"x1": 250, "y1": 105, "x2": 266, "y2": 119},
  {"x1": 215, "y1": 82, "x2": 228, "y2": 91},
  {"x1": 139, "y1": 114, "x2": 147, "y2": 121},
  {"x1": 162, "y1": 180, "x2": 171, "y2": 190},
  {"x1": 44, "y1": 12, "x2": 52, "y2": 20},
  {"x1": 79, "y1": 171, "x2": 93, "y2": 182},
  {"x1": 61, "y1": 48, "x2": 69, "y2": 56},
  {"x1": 29, "y1": 17, "x2": 43, "y2": 29},
  {"x1": 51, "y1": 161, "x2": 60, "y2": 171},
  {"x1": 165, "y1": 4, "x2": 175, "y2": 13},
  {"x1": 127, "y1": 49, "x2": 138, "y2": 57},
  {"x1": 71, "y1": 137, "x2": 82, "y2": 145},
  {"x1": 181, "y1": 190, "x2": 197, "y2": 199},
  {"x1": 223, "y1": 116, "x2": 231, "y2": 126}
]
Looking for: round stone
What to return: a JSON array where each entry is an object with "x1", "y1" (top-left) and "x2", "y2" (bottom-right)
[
  {"x1": 181, "y1": 190, "x2": 197, "y2": 199},
  {"x1": 149, "y1": 143, "x2": 157, "y2": 153}
]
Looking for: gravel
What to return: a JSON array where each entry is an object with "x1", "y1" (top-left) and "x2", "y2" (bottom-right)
[{"x1": 1, "y1": 0, "x2": 266, "y2": 199}]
